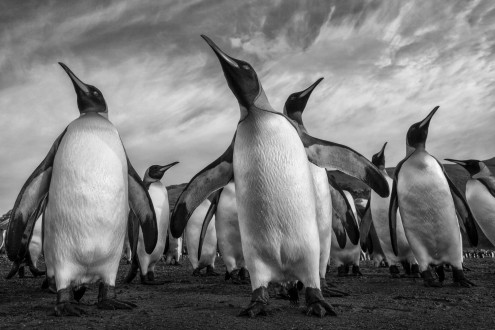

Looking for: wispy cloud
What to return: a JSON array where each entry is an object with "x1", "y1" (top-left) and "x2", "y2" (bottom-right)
[{"x1": 0, "y1": 0, "x2": 494, "y2": 212}]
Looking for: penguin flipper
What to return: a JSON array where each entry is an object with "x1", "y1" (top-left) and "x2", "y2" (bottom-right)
[
  {"x1": 477, "y1": 177, "x2": 495, "y2": 198},
  {"x1": 327, "y1": 174, "x2": 360, "y2": 245},
  {"x1": 300, "y1": 132, "x2": 389, "y2": 198},
  {"x1": 359, "y1": 199, "x2": 372, "y2": 251},
  {"x1": 439, "y1": 163, "x2": 478, "y2": 247},
  {"x1": 170, "y1": 137, "x2": 234, "y2": 238},
  {"x1": 331, "y1": 208, "x2": 347, "y2": 249},
  {"x1": 127, "y1": 159, "x2": 158, "y2": 254},
  {"x1": 198, "y1": 188, "x2": 223, "y2": 260},
  {"x1": 6, "y1": 128, "x2": 67, "y2": 261},
  {"x1": 389, "y1": 179, "x2": 399, "y2": 256}
]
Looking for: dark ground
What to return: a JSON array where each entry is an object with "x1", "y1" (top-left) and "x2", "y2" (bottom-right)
[{"x1": 1, "y1": 255, "x2": 495, "y2": 329}]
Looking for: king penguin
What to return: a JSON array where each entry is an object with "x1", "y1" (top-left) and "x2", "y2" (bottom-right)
[
  {"x1": 446, "y1": 159, "x2": 495, "y2": 247},
  {"x1": 390, "y1": 106, "x2": 478, "y2": 287},
  {"x1": 283, "y1": 79, "x2": 356, "y2": 298},
  {"x1": 5, "y1": 63, "x2": 158, "y2": 316},
  {"x1": 360, "y1": 143, "x2": 419, "y2": 278},
  {"x1": 125, "y1": 162, "x2": 179, "y2": 285},
  {"x1": 164, "y1": 230, "x2": 183, "y2": 265},
  {"x1": 170, "y1": 35, "x2": 389, "y2": 317}
]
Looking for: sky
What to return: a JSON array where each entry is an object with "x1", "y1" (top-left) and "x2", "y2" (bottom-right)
[{"x1": 1, "y1": 0, "x2": 494, "y2": 212}]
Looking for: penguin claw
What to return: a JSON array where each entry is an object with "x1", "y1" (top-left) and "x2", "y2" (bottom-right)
[
  {"x1": 305, "y1": 301, "x2": 337, "y2": 317},
  {"x1": 238, "y1": 301, "x2": 270, "y2": 318},
  {"x1": 52, "y1": 302, "x2": 86, "y2": 317},
  {"x1": 97, "y1": 298, "x2": 137, "y2": 310}
]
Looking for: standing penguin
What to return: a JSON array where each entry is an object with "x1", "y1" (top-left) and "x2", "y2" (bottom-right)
[
  {"x1": 283, "y1": 79, "x2": 357, "y2": 297},
  {"x1": 390, "y1": 106, "x2": 478, "y2": 287},
  {"x1": 360, "y1": 143, "x2": 419, "y2": 278},
  {"x1": 445, "y1": 159, "x2": 495, "y2": 246},
  {"x1": 6, "y1": 63, "x2": 158, "y2": 315},
  {"x1": 125, "y1": 162, "x2": 179, "y2": 285},
  {"x1": 164, "y1": 231, "x2": 183, "y2": 265},
  {"x1": 198, "y1": 181, "x2": 249, "y2": 283},
  {"x1": 170, "y1": 36, "x2": 389, "y2": 317},
  {"x1": 185, "y1": 197, "x2": 219, "y2": 276}
]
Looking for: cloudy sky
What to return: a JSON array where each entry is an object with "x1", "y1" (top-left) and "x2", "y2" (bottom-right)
[{"x1": 1, "y1": 0, "x2": 494, "y2": 212}]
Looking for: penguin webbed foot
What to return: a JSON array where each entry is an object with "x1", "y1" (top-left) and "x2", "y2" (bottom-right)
[
  {"x1": 41, "y1": 277, "x2": 57, "y2": 293},
  {"x1": 29, "y1": 266, "x2": 46, "y2": 277},
  {"x1": 422, "y1": 270, "x2": 442, "y2": 288},
  {"x1": 205, "y1": 265, "x2": 220, "y2": 276},
  {"x1": 320, "y1": 278, "x2": 349, "y2": 297},
  {"x1": 139, "y1": 272, "x2": 170, "y2": 286},
  {"x1": 192, "y1": 268, "x2": 202, "y2": 277},
  {"x1": 238, "y1": 286, "x2": 270, "y2": 318},
  {"x1": 351, "y1": 265, "x2": 363, "y2": 276},
  {"x1": 305, "y1": 287, "x2": 337, "y2": 317},
  {"x1": 51, "y1": 288, "x2": 86, "y2": 317},
  {"x1": 337, "y1": 265, "x2": 348, "y2": 277},
  {"x1": 453, "y1": 269, "x2": 475, "y2": 288},
  {"x1": 239, "y1": 267, "x2": 250, "y2": 284},
  {"x1": 226, "y1": 269, "x2": 242, "y2": 284},
  {"x1": 96, "y1": 283, "x2": 137, "y2": 310}
]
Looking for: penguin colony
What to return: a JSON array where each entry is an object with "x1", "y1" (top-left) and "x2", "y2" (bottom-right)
[{"x1": 2, "y1": 35, "x2": 493, "y2": 318}]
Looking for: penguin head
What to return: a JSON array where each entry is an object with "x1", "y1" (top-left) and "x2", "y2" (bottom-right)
[
  {"x1": 283, "y1": 78, "x2": 324, "y2": 128},
  {"x1": 144, "y1": 162, "x2": 179, "y2": 183},
  {"x1": 201, "y1": 35, "x2": 262, "y2": 110},
  {"x1": 445, "y1": 159, "x2": 484, "y2": 177},
  {"x1": 406, "y1": 106, "x2": 439, "y2": 149},
  {"x1": 371, "y1": 142, "x2": 388, "y2": 169},
  {"x1": 59, "y1": 62, "x2": 107, "y2": 115}
]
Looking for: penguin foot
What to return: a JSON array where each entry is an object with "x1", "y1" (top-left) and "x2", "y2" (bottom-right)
[
  {"x1": 97, "y1": 283, "x2": 137, "y2": 310},
  {"x1": 305, "y1": 287, "x2": 337, "y2": 317},
  {"x1": 410, "y1": 264, "x2": 421, "y2": 278},
  {"x1": 5, "y1": 262, "x2": 20, "y2": 279},
  {"x1": 239, "y1": 267, "x2": 250, "y2": 284},
  {"x1": 453, "y1": 269, "x2": 475, "y2": 287},
  {"x1": 238, "y1": 286, "x2": 270, "y2": 318},
  {"x1": 29, "y1": 266, "x2": 46, "y2": 277},
  {"x1": 205, "y1": 265, "x2": 220, "y2": 276},
  {"x1": 351, "y1": 265, "x2": 363, "y2": 276},
  {"x1": 192, "y1": 268, "x2": 202, "y2": 277},
  {"x1": 389, "y1": 265, "x2": 401, "y2": 278},
  {"x1": 41, "y1": 277, "x2": 57, "y2": 293},
  {"x1": 273, "y1": 283, "x2": 290, "y2": 300},
  {"x1": 226, "y1": 269, "x2": 242, "y2": 284},
  {"x1": 320, "y1": 278, "x2": 348, "y2": 297},
  {"x1": 422, "y1": 270, "x2": 442, "y2": 288},
  {"x1": 53, "y1": 302, "x2": 86, "y2": 317},
  {"x1": 337, "y1": 265, "x2": 348, "y2": 277},
  {"x1": 139, "y1": 274, "x2": 168, "y2": 286}
]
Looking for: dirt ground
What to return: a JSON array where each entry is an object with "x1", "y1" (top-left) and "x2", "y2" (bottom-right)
[{"x1": 1, "y1": 255, "x2": 495, "y2": 330}]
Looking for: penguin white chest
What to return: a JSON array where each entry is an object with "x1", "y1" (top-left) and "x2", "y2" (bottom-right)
[
  {"x1": 44, "y1": 114, "x2": 128, "y2": 277},
  {"x1": 141, "y1": 183, "x2": 169, "y2": 257},
  {"x1": 233, "y1": 110, "x2": 319, "y2": 280},
  {"x1": 466, "y1": 180, "x2": 495, "y2": 245}
]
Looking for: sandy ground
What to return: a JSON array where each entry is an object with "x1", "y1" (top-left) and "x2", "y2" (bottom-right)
[{"x1": 1, "y1": 255, "x2": 495, "y2": 329}]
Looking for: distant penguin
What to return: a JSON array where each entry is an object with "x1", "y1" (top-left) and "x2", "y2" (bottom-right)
[
  {"x1": 5, "y1": 214, "x2": 46, "y2": 279},
  {"x1": 185, "y1": 197, "x2": 219, "y2": 276},
  {"x1": 199, "y1": 181, "x2": 249, "y2": 283},
  {"x1": 328, "y1": 183, "x2": 363, "y2": 277},
  {"x1": 170, "y1": 36, "x2": 388, "y2": 317},
  {"x1": 164, "y1": 230, "x2": 183, "y2": 265},
  {"x1": 283, "y1": 79, "x2": 355, "y2": 298},
  {"x1": 360, "y1": 143, "x2": 419, "y2": 278},
  {"x1": 446, "y1": 159, "x2": 495, "y2": 247},
  {"x1": 6, "y1": 63, "x2": 158, "y2": 316},
  {"x1": 390, "y1": 106, "x2": 478, "y2": 287},
  {"x1": 125, "y1": 162, "x2": 179, "y2": 285}
]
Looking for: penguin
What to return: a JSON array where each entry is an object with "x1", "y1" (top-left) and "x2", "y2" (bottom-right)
[
  {"x1": 283, "y1": 79, "x2": 356, "y2": 298},
  {"x1": 198, "y1": 181, "x2": 249, "y2": 284},
  {"x1": 185, "y1": 197, "x2": 219, "y2": 276},
  {"x1": 389, "y1": 106, "x2": 478, "y2": 287},
  {"x1": 164, "y1": 230, "x2": 183, "y2": 265},
  {"x1": 360, "y1": 143, "x2": 419, "y2": 278},
  {"x1": 125, "y1": 162, "x2": 179, "y2": 285},
  {"x1": 170, "y1": 35, "x2": 389, "y2": 317},
  {"x1": 445, "y1": 159, "x2": 495, "y2": 247},
  {"x1": 5, "y1": 63, "x2": 158, "y2": 316},
  {"x1": 328, "y1": 180, "x2": 363, "y2": 277}
]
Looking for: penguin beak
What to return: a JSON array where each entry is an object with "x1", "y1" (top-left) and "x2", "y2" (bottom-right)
[
  {"x1": 377, "y1": 142, "x2": 388, "y2": 158},
  {"x1": 59, "y1": 62, "x2": 90, "y2": 94},
  {"x1": 418, "y1": 106, "x2": 439, "y2": 130},
  {"x1": 445, "y1": 158, "x2": 467, "y2": 167},
  {"x1": 201, "y1": 35, "x2": 239, "y2": 69},
  {"x1": 299, "y1": 77, "x2": 324, "y2": 100},
  {"x1": 159, "y1": 161, "x2": 179, "y2": 173}
]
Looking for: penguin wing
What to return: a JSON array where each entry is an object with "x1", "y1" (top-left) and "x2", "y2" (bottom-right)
[
  {"x1": 127, "y1": 210, "x2": 139, "y2": 261},
  {"x1": 6, "y1": 128, "x2": 67, "y2": 262},
  {"x1": 477, "y1": 177, "x2": 495, "y2": 198},
  {"x1": 327, "y1": 174, "x2": 360, "y2": 245},
  {"x1": 198, "y1": 188, "x2": 223, "y2": 260},
  {"x1": 127, "y1": 159, "x2": 158, "y2": 254},
  {"x1": 436, "y1": 160, "x2": 478, "y2": 247},
  {"x1": 170, "y1": 137, "x2": 234, "y2": 238},
  {"x1": 300, "y1": 132, "x2": 389, "y2": 198},
  {"x1": 359, "y1": 199, "x2": 373, "y2": 251},
  {"x1": 331, "y1": 207, "x2": 347, "y2": 249},
  {"x1": 389, "y1": 179, "x2": 399, "y2": 256}
]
